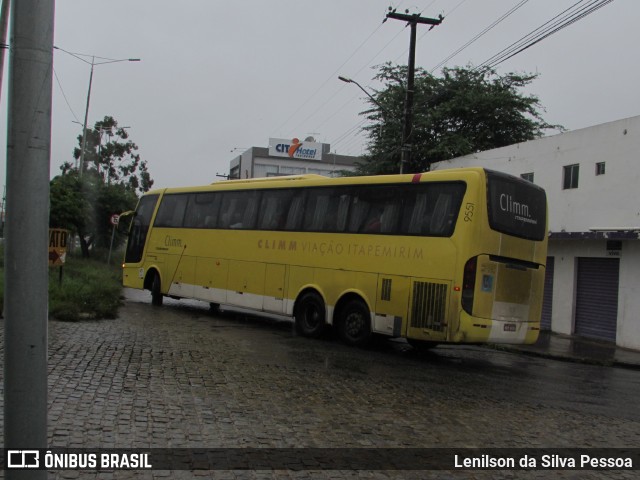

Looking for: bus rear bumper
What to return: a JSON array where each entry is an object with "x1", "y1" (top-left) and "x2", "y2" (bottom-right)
[{"x1": 457, "y1": 311, "x2": 540, "y2": 345}]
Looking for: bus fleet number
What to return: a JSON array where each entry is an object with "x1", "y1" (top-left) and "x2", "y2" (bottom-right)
[{"x1": 464, "y1": 203, "x2": 475, "y2": 222}]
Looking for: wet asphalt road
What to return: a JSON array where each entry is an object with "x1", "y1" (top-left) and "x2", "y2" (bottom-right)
[{"x1": 2, "y1": 289, "x2": 640, "y2": 479}]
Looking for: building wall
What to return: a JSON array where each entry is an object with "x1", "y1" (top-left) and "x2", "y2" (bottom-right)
[
  {"x1": 433, "y1": 116, "x2": 640, "y2": 232},
  {"x1": 433, "y1": 116, "x2": 640, "y2": 349},
  {"x1": 548, "y1": 239, "x2": 640, "y2": 350},
  {"x1": 618, "y1": 241, "x2": 640, "y2": 349},
  {"x1": 229, "y1": 145, "x2": 359, "y2": 179}
]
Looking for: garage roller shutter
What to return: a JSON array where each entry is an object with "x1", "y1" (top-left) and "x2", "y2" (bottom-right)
[
  {"x1": 541, "y1": 257, "x2": 554, "y2": 331},
  {"x1": 575, "y1": 257, "x2": 619, "y2": 342}
]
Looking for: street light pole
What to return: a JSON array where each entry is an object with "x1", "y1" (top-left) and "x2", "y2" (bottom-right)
[
  {"x1": 54, "y1": 46, "x2": 140, "y2": 177},
  {"x1": 338, "y1": 76, "x2": 385, "y2": 112},
  {"x1": 339, "y1": 75, "x2": 391, "y2": 144}
]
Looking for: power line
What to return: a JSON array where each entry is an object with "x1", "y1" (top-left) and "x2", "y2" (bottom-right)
[
  {"x1": 430, "y1": 0, "x2": 530, "y2": 73},
  {"x1": 53, "y1": 68, "x2": 81, "y2": 124},
  {"x1": 477, "y1": 0, "x2": 614, "y2": 70}
]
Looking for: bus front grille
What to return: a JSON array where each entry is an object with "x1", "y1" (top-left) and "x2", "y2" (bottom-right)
[{"x1": 411, "y1": 281, "x2": 448, "y2": 331}]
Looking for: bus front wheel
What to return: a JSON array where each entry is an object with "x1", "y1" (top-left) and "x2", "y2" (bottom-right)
[
  {"x1": 294, "y1": 292, "x2": 326, "y2": 338},
  {"x1": 150, "y1": 272, "x2": 163, "y2": 306},
  {"x1": 338, "y1": 299, "x2": 372, "y2": 347}
]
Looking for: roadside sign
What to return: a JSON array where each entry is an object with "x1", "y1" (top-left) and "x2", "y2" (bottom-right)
[
  {"x1": 49, "y1": 228, "x2": 68, "y2": 266},
  {"x1": 110, "y1": 214, "x2": 120, "y2": 226}
]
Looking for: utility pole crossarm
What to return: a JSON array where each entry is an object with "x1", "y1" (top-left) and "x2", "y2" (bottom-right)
[{"x1": 386, "y1": 11, "x2": 443, "y2": 26}]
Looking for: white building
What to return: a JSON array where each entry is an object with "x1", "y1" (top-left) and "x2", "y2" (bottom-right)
[
  {"x1": 229, "y1": 137, "x2": 359, "y2": 179},
  {"x1": 433, "y1": 115, "x2": 640, "y2": 350}
]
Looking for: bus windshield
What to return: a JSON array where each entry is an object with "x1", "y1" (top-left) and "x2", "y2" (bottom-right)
[{"x1": 124, "y1": 194, "x2": 159, "y2": 263}]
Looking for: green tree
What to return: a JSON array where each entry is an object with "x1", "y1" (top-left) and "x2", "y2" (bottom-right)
[
  {"x1": 52, "y1": 116, "x2": 153, "y2": 257},
  {"x1": 357, "y1": 63, "x2": 562, "y2": 175}
]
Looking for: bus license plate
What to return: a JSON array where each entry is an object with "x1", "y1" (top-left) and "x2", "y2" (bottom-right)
[{"x1": 504, "y1": 323, "x2": 516, "y2": 332}]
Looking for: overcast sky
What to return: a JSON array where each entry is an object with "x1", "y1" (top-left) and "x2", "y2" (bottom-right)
[{"x1": 1, "y1": 0, "x2": 638, "y2": 191}]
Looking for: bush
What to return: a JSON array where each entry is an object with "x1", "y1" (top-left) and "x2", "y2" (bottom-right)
[
  {"x1": 49, "y1": 256, "x2": 122, "y2": 320},
  {"x1": 0, "y1": 246, "x2": 123, "y2": 321}
]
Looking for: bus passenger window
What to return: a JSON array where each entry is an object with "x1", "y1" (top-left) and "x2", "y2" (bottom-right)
[
  {"x1": 401, "y1": 183, "x2": 466, "y2": 236},
  {"x1": 303, "y1": 191, "x2": 327, "y2": 231},
  {"x1": 348, "y1": 198, "x2": 370, "y2": 232},
  {"x1": 379, "y1": 203, "x2": 400, "y2": 233},
  {"x1": 335, "y1": 194, "x2": 350, "y2": 232},
  {"x1": 285, "y1": 193, "x2": 305, "y2": 231},
  {"x1": 362, "y1": 206, "x2": 382, "y2": 233},
  {"x1": 406, "y1": 194, "x2": 427, "y2": 234},
  {"x1": 430, "y1": 194, "x2": 453, "y2": 234},
  {"x1": 184, "y1": 193, "x2": 219, "y2": 229},
  {"x1": 259, "y1": 190, "x2": 293, "y2": 230},
  {"x1": 154, "y1": 194, "x2": 189, "y2": 228}
]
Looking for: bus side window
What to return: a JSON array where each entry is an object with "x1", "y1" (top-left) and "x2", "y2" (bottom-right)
[
  {"x1": 185, "y1": 193, "x2": 219, "y2": 229},
  {"x1": 259, "y1": 190, "x2": 293, "y2": 231},
  {"x1": 348, "y1": 197, "x2": 370, "y2": 233},
  {"x1": 405, "y1": 193, "x2": 427, "y2": 234},
  {"x1": 429, "y1": 193, "x2": 453, "y2": 235},
  {"x1": 285, "y1": 192, "x2": 305, "y2": 231},
  {"x1": 219, "y1": 194, "x2": 241, "y2": 228},
  {"x1": 353, "y1": 186, "x2": 401, "y2": 234},
  {"x1": 240, "y1": 191, "x2": 260, "y2": 229},
  {"x1": 303, "y1": 190, "x2": 323, "y2": 231},
  {"x1": 336, "y1": 194, "x2": 350, "y2": 232},
  {"x1": 154, "y1": 194, "x2": 189, "y2": 228},
  {"x1": 379, "y1": 202, "x2": 401, "y2": 233},
  {"x1": 401, "y1": 183, "x2": 466, "y2": 236}
]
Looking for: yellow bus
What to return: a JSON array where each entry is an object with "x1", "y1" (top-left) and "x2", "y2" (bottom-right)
[{"x1": 122, "y1": 167, "x2": 547, "y2": 347}]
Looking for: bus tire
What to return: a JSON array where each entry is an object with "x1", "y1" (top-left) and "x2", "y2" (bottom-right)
[
  {"x1": 338, "y1": 299, "x2": 372, "y2": 347},
  {"x1": 294, "y1": 292, "x2": 326, "y2": 338},
  {"x1": 151, "y1": 272, "x2": 163, "y2": 306}
]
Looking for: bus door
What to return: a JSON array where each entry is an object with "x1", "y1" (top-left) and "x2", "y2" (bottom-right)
[{"x1": 406, "y1": 278, "x2": 451, "y2": 342}]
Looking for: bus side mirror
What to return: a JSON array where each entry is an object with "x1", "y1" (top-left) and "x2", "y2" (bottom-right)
[{"x1": 117, "y1": 210, "x2": 135, "y2": 233}]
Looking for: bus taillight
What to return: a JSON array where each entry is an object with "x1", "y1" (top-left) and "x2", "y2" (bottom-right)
[{"x1": 461, "y1": 256, "x2": 477, "y2": 314}]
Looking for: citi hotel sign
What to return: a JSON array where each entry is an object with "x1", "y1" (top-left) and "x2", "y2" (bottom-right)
[{"x1": 269, "y1": 137, "x2": 323, "y2": 161}]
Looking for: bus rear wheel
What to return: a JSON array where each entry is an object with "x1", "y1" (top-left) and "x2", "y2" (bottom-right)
[
  {"x1": 294, "y1": 292, "x2": 326, "y2": 338},
  {"x1": 338, "y1": 299, "x2": 372, "y2": 347},
  {"x1": 150, "y1": 272, "x2": 163, "y2": 306}
]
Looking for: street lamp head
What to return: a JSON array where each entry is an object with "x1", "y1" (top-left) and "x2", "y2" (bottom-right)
[
  {"x1": 128, "y1": 58, "x2": 141, "y2": 62},
  {"x1": 338, "y1": 75, "x2": 353, "y2": 84}
]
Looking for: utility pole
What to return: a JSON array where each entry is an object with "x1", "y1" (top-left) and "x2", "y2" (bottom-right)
[
  {"x1": 4, "y1": 0, "x2": 54, "y2": 477},
  {"x1": 386, "y1": 9, "x2": 442, "y2": 174},
  {"x1": 0, "y1": 0, "x2": 10, "y2": 103},
  {"x1": 78, "y1": 57, "x2": 95, "y2": 176}
]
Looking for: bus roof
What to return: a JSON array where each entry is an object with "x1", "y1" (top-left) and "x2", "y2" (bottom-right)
[{"x1": 146, "y1": 167, "x2": 488, "y2": 196}]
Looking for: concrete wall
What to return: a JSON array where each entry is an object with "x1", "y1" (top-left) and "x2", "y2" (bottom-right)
[{"x1": 548, "y1": 239, "x2": 640, "y2": 350}]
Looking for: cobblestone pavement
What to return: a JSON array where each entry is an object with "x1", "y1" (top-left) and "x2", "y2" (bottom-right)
[{"x1": 1, "y1": 289, "x2": 640, "y2": 479}]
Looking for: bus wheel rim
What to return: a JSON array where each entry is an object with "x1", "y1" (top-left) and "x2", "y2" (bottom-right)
[{"x1": 345, "y1": 311, "x2": 364, "y2": 338}]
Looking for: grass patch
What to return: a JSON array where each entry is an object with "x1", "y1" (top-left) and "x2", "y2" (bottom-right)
[{"x1": 0, "y1": 250, "x2": 123, "y2": 321}]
